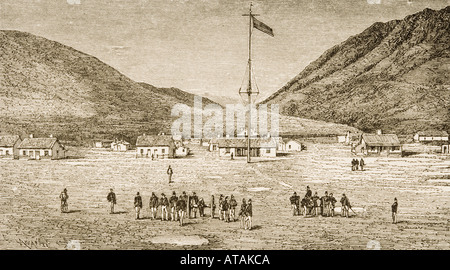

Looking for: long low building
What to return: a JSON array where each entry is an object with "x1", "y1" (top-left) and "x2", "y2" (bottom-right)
[
  {"x1": 136, "y1": 134, "x2": 176, "y2": 159},
  {"x1": 354, "y1": 133, "x2": 402, "y2": 157},
  {"x1": 209, "y1": 137, "x2": 277, "y2": 157},
  {"x1": 18, "y1": 136, "x2": 66, "y2": 160}
]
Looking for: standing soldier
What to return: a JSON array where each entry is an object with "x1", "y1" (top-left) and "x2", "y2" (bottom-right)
[
  {"x1": 167, "y1": 165, "x2": 173, "y2": 183},
  {"x1": 290, "y1": 192, "x2": 298, "y2": 216},
  {"x1": 355, "y1": 159, "x2": 359, "y2": 171},
  {"x1": 329, "y1": 193, "x2": 337, "y2": 217},
  {"x1": 239, "y1": 198, "x2": 247, "y2": 229},
  {"x1": 321, "y1": 191, "x2": 330, "y2": 217},
  {"x1": 245, "y1": 199, "x2": 253, "y2": 230},
  {"x1": 351, "y1": 159, "x2": 355, "y2": 171},
  {"x1": 222, "y1": 196, "x2": 230, "y2": 222},
  {"x1": 169, "y1": 191, "x2": 178, "y2": 221},
  {"x1": 160, "y1": 193, "x2": 169, "y2": 221},
  {"x1": 210, "y1": 195, "x2": 216, "y2": 219},
  {"x1": 59, "y1": 188, "x2": 69, "y2": 213},
  {"x1": 134, "y1": 192, "x2": 142, "y2": 220},
  {"x1": 149, "y1": 192, "x2": 159, "y2": 220},
  {"x1": 340, "y1": 193, "x2": 350, "y2": 218},
  {"x1": 107, "y1": 188, "x2": 117, "y2": 214},
  {"x1": 311, "y1": 192, "x2": 320, "y2": 216},
  {"x1": 180, "y1": 191, "x2": 188, "y2": 203},
  {"x1": 229, "y1": 195, "x2": 238, "y2": 221},
  {"x1": 392, "y1": 198, "x2": 398, "y2": 224},
  {"x1": 360, "y1": 158, "x2": 365, "y2": 171},
  {"x1": 198, "y1": 198, "x2": 206, "y2": 217},
  {"x1": 176, "y1": 196, "x2": 187, "y2": 226},
  {"x1": 190, "y1": 192, "x2": 199, "y2": 218},
  {"x1": 218, "y1": 194, "x2": 224, "y2": 221}
]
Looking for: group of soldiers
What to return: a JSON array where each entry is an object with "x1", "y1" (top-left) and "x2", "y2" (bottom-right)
[
  {"x1": 351, "y1": 158, "x2": 365, "y2": 171},
  {"x1": 289, "y1": 186, "x2": 353, "y2": 218},
  {"x1": 212, "y1": 194, "x2": 253, "y2": 230}
]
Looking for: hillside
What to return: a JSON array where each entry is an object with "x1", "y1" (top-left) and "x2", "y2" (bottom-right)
[
  {"x1": 262, "y1": 6, "x2": 450, "y2": 135},
  {"x1": 0, "y1": 30, "x2": 360, "y2": 142},
  {"x1": 0, "y1": 30, "x2": 218, "y2": 142}
]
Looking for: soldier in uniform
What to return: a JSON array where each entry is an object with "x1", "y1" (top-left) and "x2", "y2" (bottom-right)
[
  {"x1": 321, "y1": 191, "x2": 330, "y2": 217},
  {"x1": 176, "y1": 197, "x2": 187, "y2": 226},
  {"x1": 167, "y1": 165, "x2": 173, "y2": 183},
  {"x1": 218, "y1": 194, "x2": 224, "y2": 221},
  {"x1": 229, "y1": 195, "x2": 238, "y2": 221},
  {"x1": 360, "y1": 158, "x2": 365, "y2": 171},
  {"x1": 190, "y1": 192, "x2": 199, "y2": 218},
  {"x1": 311, "y1": 192, "x2": 320, "y2": 216},
  {"x1": 107, "y1": 188, "x2": 116, "y2": 214},
  {"x1": 245, "y1": 199, "x2": 253, "y2": 230},
  {"x1": 134, "y1": 192, "x2": 142, "y2": 220},
  {"x1": 392, "y1": 198, "x2": 398, "y2": 224},
  {"x1": 149, "y1": 192, "x2": 159, "y2": 220},
  {"x1": 290, "y1": 192, "x2": 299, "y2": 216},
  {"x1": 340, "y1": 193, "x2": 350, "y2": 218},
  {"x1": 198, "y1": 197, "x2": 206, "y2": 217},
  {"x1": 160, "y1": 193, "x2": 169, "y2": 221},
  {"x1": 222, "y1": 196, "x2": 230, "y2": 222},
  {"x1": 239, "y1": 198, "x2": 247, "y2": 229},
  {"x1": 169, "y1": 191, "x2": 178, "y2": 221},
  {"x1": 59, "y1": 188, "x2": 69, "y2": 213},
  {"x1": 210, "y1": 195, "x2": 216, "y2": 219},
  {"x1": 329, "y1": 193, "x2": 337, "y2": 217},
  {"x1": 180, "y1": 191, "x2": 188, "y2": 202}
]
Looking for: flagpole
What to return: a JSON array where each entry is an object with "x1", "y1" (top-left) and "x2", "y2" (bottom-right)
[{"x1": 247, "y1": 2, "x2": 252, "y2": 163}]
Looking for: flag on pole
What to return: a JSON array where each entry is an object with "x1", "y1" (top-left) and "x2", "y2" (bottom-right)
[{"x1": 252, "y1": 15, "x2": 274, "y2": 37}]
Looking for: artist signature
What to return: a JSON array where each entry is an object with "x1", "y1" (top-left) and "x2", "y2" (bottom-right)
[{"x1": 1, "y1": 234, "x2": 51, "y2": 249}]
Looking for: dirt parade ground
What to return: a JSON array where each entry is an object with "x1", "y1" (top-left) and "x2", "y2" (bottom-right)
[{"x1": 0, "y1": 143, "x2": 449, "y2": 250}]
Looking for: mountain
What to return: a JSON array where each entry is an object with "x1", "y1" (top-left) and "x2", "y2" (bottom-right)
[
  {"x1": 0, "y1": 30, "x2": 218, "y2": 142},
  {"x1": 262, "y1": 7, "x2": 450, "y2": 135},
  {"x1": 0, "y1": 30, "x2": 360, "y2": 143}
]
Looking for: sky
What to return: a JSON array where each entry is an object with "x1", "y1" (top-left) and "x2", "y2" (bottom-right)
[{"x1": 1, "y1": 0, "x2": 449, "y2": 103}]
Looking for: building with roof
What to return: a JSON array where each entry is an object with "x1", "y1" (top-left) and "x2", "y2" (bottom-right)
[
  {"x1": 413, "y1": 131, "x2": 449, "y2": 143},
  {"x1": 17, "y1": 135, "x2": 66, "y2": 160},
  {"x1": 111, "y1": 140, "x2": 131, "y2": 152},
  {"x1": 284, "y1": 139, "x2": 303, "y2": 152},
  {"x1": 0, "y1": 135, "x2": 22, "y2": 159},
  {"x1": 136, "y1": 134, "x2": 176, "y2": 158},
  {"x1": 354, "y1": 132, "x2": 402, "y2": 156},
  {"x1": 209, "y1": 137, "x2": 277, "y2": 157}
]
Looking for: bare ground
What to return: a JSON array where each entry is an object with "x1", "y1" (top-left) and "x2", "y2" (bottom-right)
[{"x1": 0, "y1": 143, "x2": 449, "y2": 250}]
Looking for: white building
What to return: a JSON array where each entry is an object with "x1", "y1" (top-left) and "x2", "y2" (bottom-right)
[
  {"x1": 18, "y1": 135, "x2": 66, "y2": 160},
  {"x1": 414, "y1": 131, "x2": 449, "y2": 143},
  {"x1": 0, "y1": 135, "x2": 21, "y2": 158},
  {"x1": 209, "y1": 137, "x2": 277, "y2": 158},
  {"x1": 136, "y1": 134, "x2": 176, "y2": 159}
]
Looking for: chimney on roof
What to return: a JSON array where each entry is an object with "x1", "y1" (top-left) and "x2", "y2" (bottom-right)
[
  {"x1": 29, "y1": 134, "x2": 33, "y2": 138},
  {"x1": 377, "y1": 129, "x2": 382, "y2": 135}
]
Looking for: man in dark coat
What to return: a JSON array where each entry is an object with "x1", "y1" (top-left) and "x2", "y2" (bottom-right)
[
  {"x1": 245, "y1": 199, "x2": 253, "y2": 230},
  {"x1": 392, "y1": 198, "x2": 398, "y2": 224},
  {"x1": 198, "y1": 198, "x2": 206, "y2": 217},
  {"x1": 311, "y1": 192, "x2": 320, "y2": 216},
  {"x1": 222, "y1": 196, "x2": 230, "y2": 222},
  {"x1": 134, "y1": 192, "x2": 143, "y2": 220},
  {"x1": 149, "y1": 192, "x2": 159, "y2": 219},
  {"x1": 190, "y1": 192, "x2": 199, "y2": 218},
  {"x1": 229, "y1": 195, "x2": 238, "y2": 221},
  {"x1": 239, "y1": 198, "x2": 247, "y2": 229},
  {"x1": 340, "y1": 193, "x2": 351, "y2": 218},
  {"x1": 160, "y1": 193, "x2": 169, "y2": 221},
  {"x1": 107, "y1": 188, "x2": 117, "y2": 214},
  {"x1": 210, "y1": 195, "x2": 216, "y2": 219},
  {"x1": 169, "y1": 191, "x2": 178, "y2": 221},
  {"x1": 290, "y1": 192, "x2": 299, "y2": 216},
  {"x1": 167, "y1": 165, "x2": 173, "y2": 183},
  {"x1": 59, "y1": 188, "x2": 69, "y2": 213},
  {"x1": 321, "y1": 191, "x2": 330, "y2": 217},
  {"x1": 329, "y1": 193, "x2": 337, "y2": 217},
  {"x1": 360, "y1": 158, "x2": 365, "y2": 171},
  {"x1": 305, "y1": 186, "x2": 312, "y2": 198},
  {"x1": 176, "y1": 197, "x2": 187, "y2": 226}
]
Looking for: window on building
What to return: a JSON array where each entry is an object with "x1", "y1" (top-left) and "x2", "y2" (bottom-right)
[
  {"x1": 23, "y1": 150, "x2": 27, "y2": 155},
  {"x1": 289, "y1": 145, "x2": 291, "y2": 149},
  {"x1": 266, "y1": 149, "x2": 271, "y2": 154},
  {"x1": 44, "y1": 151, "x2": 49, "y2": 156},
  {"x1": 162, "y1": 149, "x2": 165, "y2": 154},
  {"x1": 5, "y1": 150, "x2": 9, "y2": 155},
  {"x1": 140, "y1": 149, "x2": 144, "y2": 154},
  {"x1": 0, "y1": 150, "x2": 3, "y2": 155},
  {"x1": 213, "y1": 145, "x2": 217, "y2": 150}
]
